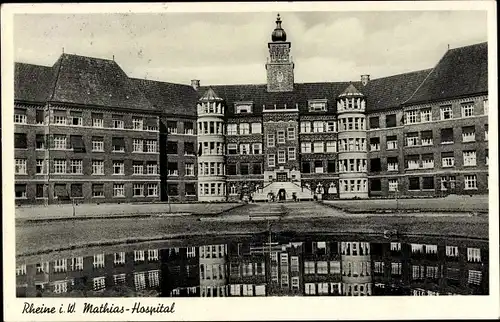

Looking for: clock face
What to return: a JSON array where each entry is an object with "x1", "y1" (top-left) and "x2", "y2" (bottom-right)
[{"x1": 276, "y1": 71, "x2": 284, "y2": 83}]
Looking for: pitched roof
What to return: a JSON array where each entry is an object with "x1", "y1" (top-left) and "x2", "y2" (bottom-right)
[
  {"x1": 201, "y1": 82, "x2": 354, "y2": 116},
  {"x1": 362, "y1": 69, "x2": 433, "y2": 112},
  {"x1": 131, "y1": 78, "x2": 198, "y2": 116},
  {"x1": 199, "y1": 87, "x2": 223, "y2": 101},
  {"x1": 339, "y1": 83, "x2": 364, "y2": 97},
  {"x1": 49, "y1": 54, "x2": 154, "y2": 110},
  {"x1": 14, "y1": 62, "x2": 57, "y2": 103},
  {"x1": 403, "y1": 42, "x2": 488, "y2": 105}
]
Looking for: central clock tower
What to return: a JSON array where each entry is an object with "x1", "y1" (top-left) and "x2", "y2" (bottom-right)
[{"x1": 266, "y1": 14, "x2": 294, "y2": 92}]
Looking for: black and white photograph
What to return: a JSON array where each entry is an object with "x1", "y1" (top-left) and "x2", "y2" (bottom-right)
[{"x1": 2, "y1": 2, "x2": 498, "y2": 321}]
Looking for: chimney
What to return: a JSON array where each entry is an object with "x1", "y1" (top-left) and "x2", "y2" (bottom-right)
[
  {"x1": 361, "y1": 74, "x2": 370, "y2": 86},
  {"x1": 191, "y1": 79, "x2": 200, "y2": 91}
]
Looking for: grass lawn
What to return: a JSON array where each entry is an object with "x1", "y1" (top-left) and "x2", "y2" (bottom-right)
[
  {"x1": 323, "y1": 195, "x2": 489, "y2": 213},
  {"x1": 15, "y1": 202, "x2": 242, "y2": 219}
]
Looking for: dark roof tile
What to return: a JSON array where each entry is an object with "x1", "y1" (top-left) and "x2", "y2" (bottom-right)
[
  {"x1": 14, "y1": 62, "x2": 57, "y2": 103},
  {"x1": 403, "y1": 42, "x2": 488, "y2": 105}
]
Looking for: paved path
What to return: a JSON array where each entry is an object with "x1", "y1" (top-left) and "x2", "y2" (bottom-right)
[{"x1": 15, "y1": 202, "x2": 241, "y2": 221}]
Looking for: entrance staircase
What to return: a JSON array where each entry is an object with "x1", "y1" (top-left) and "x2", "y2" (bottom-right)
[{"x1": 252, "y1": 181, "x2": 314, "y2": 202}]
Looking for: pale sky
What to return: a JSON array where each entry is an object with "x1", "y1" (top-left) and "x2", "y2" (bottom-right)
[{"x1": 13, "y1": 10, "x2": 487, "y2": 85}]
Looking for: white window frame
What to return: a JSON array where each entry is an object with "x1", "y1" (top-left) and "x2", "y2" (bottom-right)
[
  {"x1": 148, "y1": 249, "x2": 159, "y2": 261},
  {"x1": 252, "y1": 143, "x2": 262, "y2": 155},
  {"x1": 464, "y1": 175, "x2": 477, "y2": 190},
  {"x1": 463, "y1": 151, "x2": 477, "y2": 166},
  {"x1": 268, "y1": 154, "x2": 275, "y2": 168},
  {"x1": 288, "y1": 147, "x2": 296, "y2": 160},
  {"x1": 227, "y1": 124, "x2": 237, "y2": 135},
  {"x1": 301, "y1": 142, "x2": 312, "y2": 153},
  {"x1": 54, "y1": 159, "x2": 67, "y2": 174},
  {"x1": 300, "y1": 121, "x2": 311, "y2": 133},
  {"x1": 277, "y1": 130, "x2": 286, "y2": 144},
  {"x1": 442, "y1": 157, "x2": 455, "y2": 167},
  {"x1": 251, "y1": 123, "x2": 261, "y2": 134},
  {"x1": 113, "y1": 161, "x2": 125, "y2": 175},
  {"x1": 406, "y1": 110, "x2": 419, "y2": 124},
  {"x1": 92, "y1": 138, "x2": 104, "y2": 152},
  {"x1": 113, "y1": 184, "x2": 125, "y2": 197},
  {"x1": 113, "y1": 119, "x2": 124, "y2": 129},
  {"x1": 440, "y1": 105, "x2": 453, "y2": 120},
  {"x1": 15, "y1": 159, "x2": 27, "y2": 174},
  {"x1": 313, "y1": 121, "x2": 324, "y2": 133},
  {"x1": 133, "y1": 183, "x2": 144, "y2": 197},
  {"x1": 53, "y1": 135, "x2": 67, "y2": 150},
  {"x1": 70, "y1": 159, "x2": 83, "y2": 174},
  {"x1": 287, "y1": 127, "x2": 295, "y2": 140},
  {"x1": 147, "y1": 183, "x2": 158, "y2": 197},
  {"x1": 239, "y1": 123, "x2": 250, "y2": 135},
  {"x1": 461, "y1": 103, "x2": 474, "y2": 117},
  {"x1": 420, "y1": 108, "x2": 432, "y2": 122},
  {"x1": 93, "y1": 254, "x2": 105, "y2": 268},
  {"x1": 277, "y1": 150, "x2": 286, "y2": 164},
  {"x1": 313, "y1": 141, "x2": 324, "y2": 153},
  {"x1": 326, "y1": 141, "x2": 336, "y2": 153},
  {"x1": 14, "y1": 113, "x2": 27, "y2": 124},
  {"x1": 134, "y1": 250, "x2": 145, "y2": 262},
  {"x1": 267, "y1": 134, "x2": 275, "y2": 147},
  {"x1": 133, "y1": 118, "x2": 144, "y2": 130},
  {"x1": 462, "y1": 128, "x2": 476, "y2": 142}
]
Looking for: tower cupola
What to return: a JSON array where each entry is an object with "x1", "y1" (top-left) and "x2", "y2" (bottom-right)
[{"x1": 271, "y1": 14, "x2": 287, "y2": 42}]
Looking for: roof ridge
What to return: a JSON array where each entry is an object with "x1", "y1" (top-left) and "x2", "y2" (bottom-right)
[
  {"x1": 131, "y1": 77, "x2": 193, "y2": 88},
  {"x1": 370, "y1": 68, "x2": 433, "y2": 82},
  {"x1": 60, "y1": 52, "x2": 115, "y2": 62}
]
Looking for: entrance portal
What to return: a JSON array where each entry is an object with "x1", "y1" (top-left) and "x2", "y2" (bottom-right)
[
  {"x1": 276, "y1": 172, "x2": 288, "y2": 182},
  {"x1": 278, "y1": 188, "x2": 286, "y2": 201}
]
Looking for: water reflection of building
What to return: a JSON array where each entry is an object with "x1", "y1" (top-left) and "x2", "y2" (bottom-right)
[
  {"x1": 199, "y1": 244, "x2": 228, "y2": 297},
  {"x1": 15, "y1": 235, "x2": 488, "y2": 297},
  {"x1": 340, "y1": 241, "x2": 372, "y2": 296}
]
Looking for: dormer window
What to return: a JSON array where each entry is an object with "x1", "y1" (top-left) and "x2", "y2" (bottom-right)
[
  {"x1": 235, "y1": 102, "x2": 253, "y2": 114},
  {"x1": 308, "y1": 100, "x2": 327, "y2": 112}
]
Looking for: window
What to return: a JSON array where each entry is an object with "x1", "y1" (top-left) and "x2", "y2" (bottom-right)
[
  {"x1": 386, "y1": 136, "x2": 397, "y2": 150},
  {"x1": 113, "y1": 184, "x2": 125, "y2": 197},
  {"x1": 168, "y1": 162, "x2": 178, "y2": 176},
  {"x1": 301, "y1": 142, "x2": 312, "y2": 153},
  {"x1": 370, "y1": 137, "x2": 380, "y2": 151},
  {"x1": 409, "y1": 177, "x2": 420, "y2": 190},
  {"x1": 35, "y1": 134, "x2": 45, "y2": 150},
  {"x1": 69, "y1": 160, "x2": 83, "y2": 174},
  {"x1": 440, "y1": 105, "x2": 453, "y2": 119},
  {"x1": 369, "y1": 116, "x2": 379, "y2": 129},
  {"x1": 92, "y1": 184, "x2": 104, "y2": 198},
  {"x1": 251, "y1": 123, "x2": 261, "y2": 134},
  {"x1": 467, "y1": 248, "x2": 481, "y2": 262},
  {"x1": 113, "y1": 116, "x2": 124, "y2": 129},
  {"x1": 133, "y1": 118, "x2": 143, "y2": 130},
  {"x1": 88, "y1": 112, "x2": 101, "y2": 128},
  {"x1": 146, "y1": 162, "x2": 158, "y2": 175},
  {"x1": 15, "y1": 110, "x2": 29, "y2": 125},
  {"x1": 167, "y1": 121, "x2": 177, "y2": 134},
  {"x1": 463, "y1": 151, "x2": 476, "y2": 166},
  {"x1": 15, "y1": 159, "x2": 27, "y2": 174},
  {"x1": 483, "y1": 99, "x2": 488, "y2": 114},
  {"x1": 302, "y1": 161, "x2": 311, "y2": 174},
  {"x1": 227, "y1": 124, "x2": 237, "y2": 135},
  {"x1": 69, "y1": 111, "x2": 82, "y2": 126},
  {"x1": 391, "y1": 262, "x2": 402, "y2": 275},
  {"x1": 132, "y1": 162, "x2": 144, "y2": 175},
  {"x1": 268, "y1": 154, "x2": 275, "y2": 168},
  {"x1": 267, "y1": 134, "x2": 275, "y2": 147},
  {"x1": 53, "y1": 110, "x2": 67, "y2": 125},
  {"x1": 468, "y1": 270, "x2": 482, "y2": 285},
  {"x1": 252, "y1": 143, "x2": 262, "y2": 155},
  {"x1": 16, "y1": 264, "x2": 26, "y2": 276},
  {"x1": 35, "y1": 109, "x2": 45, "y2": 124},
  {"x1": 326, "y1": 160, "x2": 336, "y2": 173},
  {"x1": 133, "y1": 184, "x2": 144, "y2": 197},
  {"x1": 167, "y1": 183, "x2": 178, "y2": 196},
  {"x1": 420, "y1": 109, "x2": 431, "y2": 122},
  {"x1": 288, "y1": 147, "x2": 296, "y2": 161},
  {"x1": 484, "y1": 124, "x2": 488, "y2": 141},
  {"x1": 462, "y1": 126, "x2": 475, "y2": 142},
  {"x1": 388, "y1": 179, "x2": 398, "y2": 192},
  {"x1": 309, "y1": 101, "x2": 327, "y2": 112},
  {"x1": 441, "y1": 152, "x2": 455, "y2": 167},
  {"x1": 405, "y1": 110, "x2": 419, "y2": 124},
  {"x1": 144, "y1": 140, "x2": 158, "y2": 153},
  {"x1": 113, "y1": 161, "x2": 124, "y2": 175},
  {"x1": 133, "y1": 250, "x2": 145, "y2": 262},
  {"x1": 287, "y1": 127, "x2": 295, "y2": 140},
  {"x1": 54, "y1": 159, "x2": 66, "y2": 174},
  {"x1": 114, "y1": 252, "x2": 126, "y2": 265},
  {"x1": 236, "y1": 104, "x2": 252, "y2": 114},
  {"x1": 464, "y1": 175, "x2": 477, "y2": 190},
  {"x1": 313, "y1": 121, "x2": 324, "y2": 133},
  {"x1": 422, "y1": 177, "x2": 434, "y2": 190},
  {"x1": 13, "y1": 133, "x2": 27, "y2": 149},
  {"x1": 327, "y1": 121, "x2": 336, "y2": 132},
  {"x1": 277, "y1": 150, "x2": 286, "y2": 164},
  {"x1": 148, "y1": 249, "x2": 159, "y2": 261},
  {"x1": 387, "y1": 157, "x2": 398, "y2": 171},
  {"x1": 314, "y1": 160, "x2": 323, "y2": 173},
  {"x1": 93, "y1": 254, "x2": 105, "y2": 268},
  {"x1": 15, "y1": 184, "x2": 26, "y2": 200},
  {"x1": 406, "y1": 132, "x2": 419, "y2": 146},
  {"x1": 461, "y1": 102, "x2": 474, "y2": 117},
  {"x1": 300, "y1": 121, "x2": 311, "y2": 133},
  {"x1": 36, "y1": 184, "x2": 45, "y2": 198},
  {"x1": 227, "y1": 143, "x2": 237, "y2": 155},
  {"x1": 317, "y1": 261, "x2": 328, "y2": 274},
  {"x1": 446, "y1": 246, "x2": 459, "y2": 257},
  {"x1": 185, "y1": 163, "x2": 194, "y2": 176},
  {"x1": 92, "y1": 137, "x2": 104, "y2": 152},
  {"x1": 167, "y1": 141, "x2": 178, "y2": 154},
  {"x1": 147, "y1": 183, "x2": 158, "y2": 197},
  {"x1": 370, "y1": 158, "x2": 381, "y2": 172},
  {"x1": 421, "y1": 154, "x2": 434, "y2": 169},
  {"x1": 304, "y1": 261, "x2": 315, "y2": 274},
  {"x1": 326, "y1": 141, "x2": 336, "y2": 153},
  {"x1": 440, "y1": 128, "x2": 454, "y2": 144},
  {"x1": 277, "y1": 130, "x2": 286, "y2": 144},
  {"x1": 112, "y1": 137, "x2": 125, "y2": 152},
  {"x1": 418, "y1": 130, "x2": 433, "y2": 146},
  {"x1": 240, "y1": 163, "x2": 249, "y2": 175},
  {"x1": 312, "y1": 141, "x2": 324, "y2": 153},
  {"x1": 239, "y1": 123, "x2": 250, "y2": 135}
]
